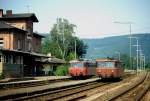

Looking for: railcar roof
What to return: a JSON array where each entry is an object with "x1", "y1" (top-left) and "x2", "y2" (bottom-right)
[
  {"x1": 69, "y1": 59, "x2": 94, "y2": 63},
  {"x1": 96, "y1": 59, "x2": 121, "y2": 62}
]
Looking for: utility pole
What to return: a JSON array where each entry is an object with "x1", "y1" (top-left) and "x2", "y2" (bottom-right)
[
  {"x1": 114, "y1": 21, "x2": 133, "y2": 70},
  {"x1": 129, "y1": 23, "x2": 132, "y2": 70},
  {"x1": 142, "y1": 54, "x2": 144, "y2": 70},
  {"x1": 139, "y1": 49, "x2": 143, "y2": 71},
  {"x1": 143, "y1": 55, "x2": 145, "y2": 71},
  {"x1": 132, "y1": 37, "x2": 139, "y2": 73},
  {"x1": 141, "y1": 54, "x2": 145, "y2": 71}
]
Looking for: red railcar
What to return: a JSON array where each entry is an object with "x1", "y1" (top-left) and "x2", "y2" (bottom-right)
[
  {"x1": 69, "y1": 60, "x2": 96, "y2": 78},
  {"x1": 96, "y1": 59, "x2": 124, "y2": 79}
]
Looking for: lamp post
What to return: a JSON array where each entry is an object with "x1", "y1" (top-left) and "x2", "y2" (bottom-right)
[
  {"x1": 74, "y1": 27, "x2": 77, "y2": 59},
  {"x1": 114, "y1": 21, "x2": 133, "y2": 70},
  {"x1": 75, "y1": 38, "x2": 77, "y2": 59}
]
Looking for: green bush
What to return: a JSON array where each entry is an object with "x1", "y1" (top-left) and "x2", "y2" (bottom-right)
[
  {"x1": 0, "y1": 73, "x2": 4, "y2": 80},
  {"x1": 55, "y1": 65, "x2": 69, "y2": 76}
]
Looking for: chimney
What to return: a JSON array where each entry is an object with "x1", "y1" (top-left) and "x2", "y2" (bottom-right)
[
  {"x1": 0, "y1": 9, "x2": 3, "y2": 17},
  {"x1": 6, "y1": 10, "x2": 12, "y2": 16}
]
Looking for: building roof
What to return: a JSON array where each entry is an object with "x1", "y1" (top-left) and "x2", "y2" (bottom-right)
[
  {"x1": 0, "y1": 13, "x2": 38, "y2": 22},
  {"x1": 0, "y1": 48, "x2": 49, "y2": 58},
  {"x1": 31, "y1": 52, "x2": 49, "y2": 58},
  {"x1": 0, "y1": 21, "x2": 14, "y2": 29},
  {"x1": 0, "y1": 21, "x2": 26, "y2": 33},
  {"x1": 69, "y1": 59, "x2": 95, "y2": 64},
  {"x1": 33, "y1": 33, "x2": 45, "y2": 38},
  {"x1": 0, "y1": 48, "x2": 65, "y2": 64},
  {"x1": 41, "y1": 58, "x2": 66, "y2": 64}
]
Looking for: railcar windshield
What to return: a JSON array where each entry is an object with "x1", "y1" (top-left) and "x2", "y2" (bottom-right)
[
  {"x1": 115, "y1": 62, "x2": 122, "y2": 68},
  {"x1": 85, "y1": 62, "x2": 96, "y2": 67},
  {"x1": 70, "y1": 62, "x2": 84, "y2": 68},
  {"x1": 97, "y1": 62, "x2": 114, "y2": 68}
]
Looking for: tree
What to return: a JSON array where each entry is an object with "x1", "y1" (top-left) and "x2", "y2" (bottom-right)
[{"x1": 42, "y1": 18, "x2": 88, "y2": 61}]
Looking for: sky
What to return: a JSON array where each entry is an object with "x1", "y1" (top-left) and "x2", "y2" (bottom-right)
[{"x1": 0, "y1": 0, "x2": 150, "y2": 38}]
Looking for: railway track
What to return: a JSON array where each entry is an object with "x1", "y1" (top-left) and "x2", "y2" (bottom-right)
[
  {"x1": 0, "y1": 73, "x2": 136, "y2": 101},
  {"x1": 0, "y1": 78, "x2": 100, "y2": 100},
  {"x1": 51, "y1": 73, "x2": 137, "y2": 101},
  {"x1": 0, "y1": 76, "x2": 99, "y2": 90},
  {"x1": 12, "y1": 73, "x2": 135, "y2": 101},
  {"x1": 74, "y1": 72, "x2": 147, "y2": 101},
  {"x1": 0, "y1": 80, "x2": 104, "y2": 101},
  {"x1": 141, "y1": 88, "x2": 150, "y2": 101},
  {"x1": 111, "y1": 72, "x2": 150, "y2": 101},
  {"x1": 15, "y1": 81, "x2": 108, "y2": 101}
]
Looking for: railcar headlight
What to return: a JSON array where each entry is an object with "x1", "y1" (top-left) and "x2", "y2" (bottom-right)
[{"x1": 111, "y1": 70, "x2": 114, "y2": 72}]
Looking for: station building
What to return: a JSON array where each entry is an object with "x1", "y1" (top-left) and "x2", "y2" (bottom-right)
[{"x1": 0, "y1": 9, "x2": 65, "y2": 78}]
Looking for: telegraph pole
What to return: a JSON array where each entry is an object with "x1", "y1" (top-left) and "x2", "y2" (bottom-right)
[
  {"x1": 141, "y1": 53, "x2": 145, "y2": 71},
  {"x1": 143, "y1": 55, "x2": 145, "y2": 70},
  {"x1": 129, "y1": 23, "x2": 132, "y2": 70},
  {"x1": 132, "y1": 37, "x2": 139, "y2": 73},
  {"x1": 139, "y1": 49, "x2": 143, "y2": 71},
  {"x1": 114, "y1": 21, "x2": 133, "y2": 70}
]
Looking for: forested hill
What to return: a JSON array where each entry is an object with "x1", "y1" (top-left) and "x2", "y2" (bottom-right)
[{"x1": 83, "y1": 33, "x2": 150, "y2": 61}]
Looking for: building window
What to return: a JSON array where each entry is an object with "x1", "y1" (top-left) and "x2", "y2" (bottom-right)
[
  {"x1": 6, "y1": 55, "x2": 9, "y2": 63},
  {"x1": 3, "y1": 55, "x2": 6, "y2": 63},
  {"x1": 10, "y1": 55, "x2": 13, "y2": 64},
  {"x1": 28, "y1": 40, "x2": 31, "y2": 51},
  {"x1": 17, "y1": 39, "x2": 21, "y2": 50},
  {"x1": 13, "y1": 55, "x2": 17, "y2": 64},
  {"x1": 3, "y1": 55, "x2": 12, "y2": 64},
  {"x1": 0, "y1": 38, "x2": 4, "y2": 48},
  {"x1": 20, "y1": 56, "x2": 23, "y2": 64}
]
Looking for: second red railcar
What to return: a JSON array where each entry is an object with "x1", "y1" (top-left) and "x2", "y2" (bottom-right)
[{"x1": 96, "y1": 59, "x2": 124, "y2": 79}]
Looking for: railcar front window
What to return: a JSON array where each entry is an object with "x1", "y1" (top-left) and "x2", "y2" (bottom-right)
[
  {"x1": 107, "y1": 62, "x2": 114, "y2": 67},
  {"x1": 115, "y1": 63, "x2": 121, "y2": 68},
  {"x1": 70, "y1": 63, "x2": 83, "y2": 67},
  {"x1": 97, "y1": 62, "x2": 114, "y2": 68}
]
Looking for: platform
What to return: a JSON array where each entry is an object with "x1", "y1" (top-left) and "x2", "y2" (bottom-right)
[
  {"x1": 0, "y1": 76, "x2": 71, "y2": 88},
  {"x1": 0, "y1": 78, "x2": 100, "y2": 98}
]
